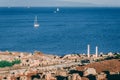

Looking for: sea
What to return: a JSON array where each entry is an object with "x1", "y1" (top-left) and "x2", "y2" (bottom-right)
[{"x1": 0, "y1": 7, "x2": 120, "y2": 56}]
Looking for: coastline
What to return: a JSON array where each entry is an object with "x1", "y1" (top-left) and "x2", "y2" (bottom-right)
[
  {"x1": 0, "y1": 7, "x2": 120, "y2": 80},
  {"x1": 0, "y1": 50, "x2": 119, "y2": 80}
]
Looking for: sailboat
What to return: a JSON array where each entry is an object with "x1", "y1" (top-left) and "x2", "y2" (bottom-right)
[
  {"x1": 56, "y1": 8, "x2": 59, "y2": 12},
  {"x1": 54, "y1": 8, "x2": 60, "y2": 13},
  {"x1": 34, "y1": 16, "x2": 39, "y2": 28}
]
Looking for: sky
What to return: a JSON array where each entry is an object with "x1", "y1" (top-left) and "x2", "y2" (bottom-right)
[{"x1": 0, "y1": 0, "x2": 120, "y2": 7}]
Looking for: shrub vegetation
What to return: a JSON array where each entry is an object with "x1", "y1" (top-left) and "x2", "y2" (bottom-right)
[{"x1": 0, "y1": 59, "x2": 21, "y2": 68}]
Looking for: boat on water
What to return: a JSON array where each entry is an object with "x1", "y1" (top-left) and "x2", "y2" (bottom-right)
[
  {"x1": 54, "y1": 8, "x2": 60, "y2": 13},
  {"x1": 34, "y1": 16, "x2": 39, "y2": 28},
  {"x1": 56, "y1": 8, "x2": 59, "y2": 12}
]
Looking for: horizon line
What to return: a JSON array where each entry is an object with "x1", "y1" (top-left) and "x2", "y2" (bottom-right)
[{"x1": 0, "y1": 6, "x2": 120, "y2": 8}]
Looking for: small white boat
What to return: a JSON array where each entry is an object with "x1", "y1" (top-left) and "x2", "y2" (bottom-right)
[
  {"x1": 54, "y1": 8, "x2": 60, "y2": 13},
  {"x1": 56, "y1": 8, "x2": 59, "y2": 12},
  {"x1": 34, "y1": 16, "x2": 39, "y2": 28}
]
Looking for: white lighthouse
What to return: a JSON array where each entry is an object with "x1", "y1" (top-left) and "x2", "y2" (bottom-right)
[
  {"x1": 95, "y1": 46, "x2": 98, "y2": 57},
  {"x1": 87, "y1": 44, "x2": 90, "y2": 58}
]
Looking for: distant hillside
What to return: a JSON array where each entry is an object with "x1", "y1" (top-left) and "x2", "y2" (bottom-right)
[{"x1": 0, "y1": 0, "x2": 96, "y2": 7}]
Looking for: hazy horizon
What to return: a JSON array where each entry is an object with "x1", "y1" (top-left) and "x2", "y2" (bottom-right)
[{"x1": 0, "y1": 0, "x2": 120, "y2": 7}]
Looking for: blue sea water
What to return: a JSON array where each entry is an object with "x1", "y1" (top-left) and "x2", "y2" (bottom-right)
[{"x1": 0, "y1": 7, "x2": 120, "y2": 55}]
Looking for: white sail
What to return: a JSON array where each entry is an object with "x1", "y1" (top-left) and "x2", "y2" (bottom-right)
[
  {"x1": 34, "y1": 16, "x2": 39, "y2": 27},
  {"x1": 57, "y1": 8, "x2": 59, "y2": 11},
  {"x1": 54, "y1": 8, "x2": 59, "y2": 13}
]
